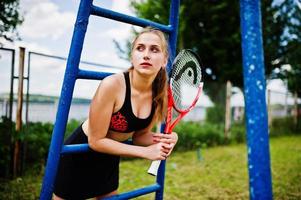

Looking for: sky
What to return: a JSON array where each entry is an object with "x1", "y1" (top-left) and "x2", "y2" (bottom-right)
[
  {"x1": 0, "y1": 0, "x2": 298, "y2": 106},
  {"x1": 0, "y1": 0, "x2": 214, "y2": 107},
  {"x1": 0, "y1": 0, "x2": 137, "y2": 99}
]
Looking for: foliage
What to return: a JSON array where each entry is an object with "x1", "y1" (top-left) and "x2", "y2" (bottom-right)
[
  {"x1": 205, "y1": 104, "x2": 225, "y2": 124},
  {"x1": 173, "y1": 121, "x2": 245, "y2": 151},
  {"x1": 24, "y1": 122, "x2": 53, "y2": 166},
  {"x1": 0, "y1": 119, "x2": 82, "y2": 178},
  {"x1": 0, "y1": 116, "x2": 299, "y2": 179},
  {"x1": 24, "y1": 119, "x2": 81, "y2": 171},
  {"x1": 127, "y1": 0, "x2": 301, "y2": 102},
  {"x1": 65, "y1": 119, "x2": 81, "y2": 139},
  {"x1": 1, "y1": 136, "x2": 300, "y2": 199},
  {"x1": 0, "y1": 0, "x2": 23, "y2": 42},
  {"x1": 0, "y1": 117, "x2": 13, "y2": 178},
  {"x1": 270, "y1": 116, "x2": 301, "y2": 135},
  {"x1": 129, "y1": 0, "x2": 242, "y2": 90},
  {"x1": 230, "y1": 123, "x2": 246, "y2": 143},
  {"x1": 268, "y1": 0, "x2": 301, "y2": 98}
]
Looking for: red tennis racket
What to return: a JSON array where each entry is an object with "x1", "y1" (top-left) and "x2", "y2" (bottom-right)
[{"x1": 148, "y1": 49, "x2": 203, "y2": 176}]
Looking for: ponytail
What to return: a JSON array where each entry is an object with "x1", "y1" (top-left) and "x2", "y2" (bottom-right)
[{"x1": 152, "y1": 67, "x2": 168, "y2": 123}]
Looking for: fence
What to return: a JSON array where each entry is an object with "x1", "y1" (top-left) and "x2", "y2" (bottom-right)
[{"x1": 0, "y1": 47, "x2": 124, "y2": 123}]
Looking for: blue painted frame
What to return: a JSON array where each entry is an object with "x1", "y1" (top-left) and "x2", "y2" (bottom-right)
[
  {"x1": 240, "y1": 0, "x2": 273, "y2": 199},
  {"x1": 40, "y1": 0, "x2": 273, "y2": 199},
  {"x1": 40, "y1": 0, "x2": 180, "y2": 199}
]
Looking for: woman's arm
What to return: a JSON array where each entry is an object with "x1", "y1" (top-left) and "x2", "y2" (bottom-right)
[
  {"x1": 133, "y1": 126, "x2": 178, "y2": 156},
  {"x1": 152, "y1": 132, "x2": 178, "y2": 156},
  {"x1": 87, "y1": 75, "x2": 170, "y2": 160},
  {"x1": 132, "y1": 128, "x2": 156, "y2": 146}
]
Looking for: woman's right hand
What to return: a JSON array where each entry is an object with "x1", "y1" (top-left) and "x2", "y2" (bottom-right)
[{"x1": 144, "y1": 142, "x2": 171, "y2": 160}]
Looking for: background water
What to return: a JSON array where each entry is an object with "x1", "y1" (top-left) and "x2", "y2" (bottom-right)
[{"x1": 0, "y1": 101, "x2": 206, "y2": 123}]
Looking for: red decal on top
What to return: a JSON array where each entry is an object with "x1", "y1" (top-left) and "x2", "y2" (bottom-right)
[{"x1": 110, "y1": 112, "x2": 128, "y2": 132}]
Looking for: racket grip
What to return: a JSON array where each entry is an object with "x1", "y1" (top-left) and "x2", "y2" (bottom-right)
[{"x1": 147, "y1": 160, "x2": 161, "y2": 176}]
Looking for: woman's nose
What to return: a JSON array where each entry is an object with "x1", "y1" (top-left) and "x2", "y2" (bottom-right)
[{"x1": 143, "y1": 50, "x2": 150, "y2": 60}]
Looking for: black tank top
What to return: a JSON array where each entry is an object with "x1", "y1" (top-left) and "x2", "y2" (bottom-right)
[{"x1": 109, "y1": 72, "x2": 155, "y2": 133}]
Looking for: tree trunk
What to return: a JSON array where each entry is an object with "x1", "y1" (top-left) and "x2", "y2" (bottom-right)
[
  {"x1": 225, "y1": 80, "x2": 232, "y2": 139},
  {"x1": 13, "y1": 47, "x2": 25, "y2": 177},
  {"x1": 267, "y1": 89, "x2": 272, "y2": 128},
  {"x1": 293, "y1": 91, "x2": 298, "y2": 128}
]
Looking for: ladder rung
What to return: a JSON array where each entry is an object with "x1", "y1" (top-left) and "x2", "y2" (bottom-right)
[
  {"x1": 91, "y1": 5, "x2": 172, "y2": 33},
  {"x1": 61, "y1": 140, "x2": 133, "y2": 154},
  {"x1": 77, "y1": 69, "x2": 113, "y2": 80},
  {"x1": 61, "y1": 144, "x2": 89, "y2": 154},
  {"x1": 103, "y1": 184, "x2": 161, "y2": 200}
]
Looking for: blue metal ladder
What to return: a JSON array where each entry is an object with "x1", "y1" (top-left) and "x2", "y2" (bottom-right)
[{"x1": 40, "y1": 0, "x2": 180, "y2": 199}]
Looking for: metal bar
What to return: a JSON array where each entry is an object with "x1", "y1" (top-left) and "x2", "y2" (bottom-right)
[
  {"x1": 0, "y1": 47, "x2": 16, "y2": 121},
  {"x1": 166, "y1": 0, "x2": 180, "y2": 72},
  {"x1": 9, "y1": 49, "x2": 15, "y2": 122},
  {"x1": 0, "y1": 47, "x2": 15, "y2": 52},
  {"x1": 40, "y1": 0, "x2": 93, "y2": 199},
  {"x1": 239, "y1": 0, "x2": 273, "y2": 199},
  {"x1": 8, "y1": 48, "x2": 15, "y2": 178},
  {"x1": 91, "y1": 5, "x2": 172, "y2": 33},
  {"x1": 26, "y1": 52, "x2": 31, "y2": 124},
  {"x1": 29, "y1": 51, "x2": 68, "y2": 61},
  {"x1": 155, "y1": 1, "x2": 180, "y2": 200},
  {"x1": 29, "y1": 51, "x2": 124, "y2": 70},
  {"x1": 61, "y1": 144, "x2": 90, "y2": 154},
  {"x1": 61, "y1": 139, "x2": 133, "y2": 154},
  {"x1": 22, "y1": 51, "x2": 32, "y2": 176},
  {"x1": 77, "y1": 69, "x2": 113, "y2": 80},
  {"x1": 103, "y1": 184, "x2": 161, "y2": 200}
]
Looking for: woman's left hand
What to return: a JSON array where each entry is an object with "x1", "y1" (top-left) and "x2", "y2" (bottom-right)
[{"x1": 152, "y1": 132, "x2": 178, "y2": 157}]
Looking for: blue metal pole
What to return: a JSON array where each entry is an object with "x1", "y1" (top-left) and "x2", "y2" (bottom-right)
[
  {"x1": 39, "y1": 0, "x2": 93, "y2": 199},
  {"x1": 103, "y1": 184, "x2": 161, "y2": 200},
  {"x1": 239, "y1": 0, "x2": 273, "y2": 199},
  {"x1": 155, "y1": 1, "x2": 180, "y2": 200},
  {"x1": 91, "y1": 6, "x2": 172, "y2": 33},
  {"x1": 166, "y1": 0, "x2": 180, "y2": 74}
]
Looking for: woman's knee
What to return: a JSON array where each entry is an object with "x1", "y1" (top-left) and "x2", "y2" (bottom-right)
[
  {"x1": 96, "y1": 190, "x2": 118, "y2": 200},
  {"x1": 53, "y1": 194, "x2": 64, "y2": 200}
]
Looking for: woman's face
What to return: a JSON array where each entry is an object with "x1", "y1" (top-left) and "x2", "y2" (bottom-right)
[{"x1": 131, "y1": 32, "x2": 167, "y2": 76}]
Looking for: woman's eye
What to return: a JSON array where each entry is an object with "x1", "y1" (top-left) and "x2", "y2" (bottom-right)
[
  {"x1": 137, "y1": 46, "x2": 144, "y2": 51},
  {"x1": 151, "y1": 47, "x2": 159, "y2": 53}
]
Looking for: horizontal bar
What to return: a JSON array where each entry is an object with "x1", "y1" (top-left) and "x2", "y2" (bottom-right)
[
  {"x1": 29, "y1": 51, "x2": 123, "y2": 70},
  {"x1": 61, "y1": 144, "x2": 89, "y2": 154},
  {"x1": 91, "y1": 5, "x2": 172, "y2": 33},
  {"x1": 61, "y1": 140, "x2": 133, "y2": 155},
  {"x1": 77, "y1": 69, "x2": 113, "y2": 80},
  {"x1": 13, "y1": 76, "x2": 29, "y2": 80},
  {"x1": 103, "y1": 184, "x2": 161, "y2": 200},
  {"x1": 0, "y1": 47, "x2": 15, "y2": 52},
  {"x1": 29, "y1": 51, "x2": 68, "y2": 61}
]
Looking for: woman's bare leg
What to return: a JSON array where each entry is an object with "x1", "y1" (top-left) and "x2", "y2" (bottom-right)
[
  {"x1": 53, "y1": 194, "x2": 64, "y2": 200},
  {"x1": 96, "y1": 190, "x2": 118, "y2": 200}
]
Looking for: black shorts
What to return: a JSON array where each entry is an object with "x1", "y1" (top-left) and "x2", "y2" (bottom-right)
[{"x1": 54, "y1": 125, "x2": 120, "y2": 199}]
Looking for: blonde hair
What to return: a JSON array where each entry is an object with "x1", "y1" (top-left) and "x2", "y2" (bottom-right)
[{"x1": 130, "y1": 26, "x2": 169, "y2": 124}]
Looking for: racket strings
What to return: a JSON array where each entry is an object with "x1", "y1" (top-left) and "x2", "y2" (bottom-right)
[{"x1": 171, "y1": 51, "x2": 202, "y2": 111}]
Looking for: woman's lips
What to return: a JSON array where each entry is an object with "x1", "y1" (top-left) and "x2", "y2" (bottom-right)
[{"x1": 140, "y1": 62, "x2": 152, "y2": 66}]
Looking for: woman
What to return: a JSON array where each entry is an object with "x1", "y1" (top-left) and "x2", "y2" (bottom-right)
[{"x1": 53, "y1": 27, "x2": 178, "y2": 199}]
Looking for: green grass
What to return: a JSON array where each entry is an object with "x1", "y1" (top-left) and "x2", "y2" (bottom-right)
[{"x1": 0, "y1": 135, "x2": 300, "y2": 199}]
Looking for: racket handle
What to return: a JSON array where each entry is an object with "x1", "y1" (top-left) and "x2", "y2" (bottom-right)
[{"x1": 147, "y1": 160, "x2": 161, "y2": 176}]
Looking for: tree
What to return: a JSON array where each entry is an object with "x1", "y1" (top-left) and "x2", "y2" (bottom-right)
[
  {"x1": 123, "y1": 0, "x2": 300, "y2": 103},
  {"x1": 0, "y1": 0, "x2": 23, "y2": 42},
  {"x1": 268, "y1": 0, "x2": 301, "y2": 98}
]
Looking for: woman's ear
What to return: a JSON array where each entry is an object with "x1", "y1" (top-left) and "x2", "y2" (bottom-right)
[{"x1": 163, "y1": 58, "x2": 168, "y2": 69}]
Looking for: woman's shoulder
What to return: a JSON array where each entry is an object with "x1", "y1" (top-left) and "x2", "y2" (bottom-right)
[{"x1": 98, "y1": 72, "x2": 125, "y2": 91}]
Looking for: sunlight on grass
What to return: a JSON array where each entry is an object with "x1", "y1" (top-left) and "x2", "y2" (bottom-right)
[{"x1": 0, "y1": 136, "x2": 300, "y2": 199}]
